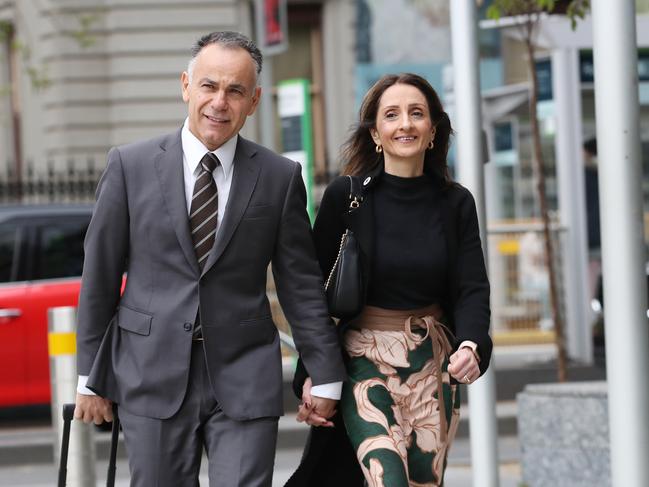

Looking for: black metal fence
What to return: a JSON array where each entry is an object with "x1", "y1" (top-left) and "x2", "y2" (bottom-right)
[{"x1": 0, "y1": 159, "x2": 102, "y2": 204}]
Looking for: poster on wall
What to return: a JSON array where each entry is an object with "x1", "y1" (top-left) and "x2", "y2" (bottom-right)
[{"x1": 255, "y1": 0, "x2": 288, "y2": 55}]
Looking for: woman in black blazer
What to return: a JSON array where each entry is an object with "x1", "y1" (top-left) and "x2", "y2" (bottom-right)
[{"x1": 287, "y1": 73, "x2": 491, "y2": 487}]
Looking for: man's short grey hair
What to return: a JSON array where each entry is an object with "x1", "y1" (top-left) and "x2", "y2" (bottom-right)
[{"x1": 187, "y1": 31, "x2": 263, "y2": 83}]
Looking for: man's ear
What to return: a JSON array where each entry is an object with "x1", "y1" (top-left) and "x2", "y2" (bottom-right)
[
  {"x1": 181, "y1": 72, "x2": 190, "y2": 103},
  {"x1": 248, "y1": 86, "x2": 262, "y2": 115}
]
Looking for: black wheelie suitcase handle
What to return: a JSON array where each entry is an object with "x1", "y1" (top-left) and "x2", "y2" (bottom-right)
[{"x1": 58, "y1": 403, "x2": 120, "y2": 487}]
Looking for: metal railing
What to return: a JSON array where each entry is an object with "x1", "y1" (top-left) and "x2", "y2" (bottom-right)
[
  {"x1": 0, "y1": 159, "x2": 100, "y2": 204},
  {"x1": 487, "y1": 219, "x2": 567, "y2": 345}
]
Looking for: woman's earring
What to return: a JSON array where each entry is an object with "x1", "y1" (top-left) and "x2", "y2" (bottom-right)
[
  {"x1": 375, "y1": 144, "x2": 383, "y2": 153},
  {"x1": 428, "y1": 139, "x2": 435, "y2": 150}
]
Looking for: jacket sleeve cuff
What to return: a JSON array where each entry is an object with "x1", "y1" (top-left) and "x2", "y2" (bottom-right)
[{"x1": 310, "y1": 382, "x2": 342, "y2": 400}]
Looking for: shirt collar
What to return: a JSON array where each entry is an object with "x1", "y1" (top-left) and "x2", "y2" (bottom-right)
[{"x1": 181, "y1": 118, "x2": 237, "y2": 178}]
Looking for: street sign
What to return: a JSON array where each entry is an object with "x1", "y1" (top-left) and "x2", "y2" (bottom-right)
[
  {"x1": 535, "y1": 59, "x2": 553, "y2": 102},
  {"x1": 255, "y1": 0, "x2": 288, "y2": 56}
]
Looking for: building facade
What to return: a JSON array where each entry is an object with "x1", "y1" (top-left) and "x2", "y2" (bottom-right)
[{"x1": 0, "y1": 0, "x2": 357, "y2": 182}]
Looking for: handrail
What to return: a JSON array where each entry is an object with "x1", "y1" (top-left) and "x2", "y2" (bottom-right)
[{"x1": 488, "y1": 221, "x2": 567, "y2": 234}]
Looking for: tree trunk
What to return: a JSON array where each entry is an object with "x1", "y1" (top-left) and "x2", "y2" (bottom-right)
[{"x1": 524, "y1": 35, "x2": 568, "y2": 382}]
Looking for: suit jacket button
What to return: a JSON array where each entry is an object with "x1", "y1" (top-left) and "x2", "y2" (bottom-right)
[{"x1": 183, "y1": 322, "x2": 193, "y2": 332}]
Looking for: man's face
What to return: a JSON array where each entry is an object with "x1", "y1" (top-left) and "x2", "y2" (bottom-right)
[{"x1": 181, "y1": 43, "x2": 261, "y2": 151}]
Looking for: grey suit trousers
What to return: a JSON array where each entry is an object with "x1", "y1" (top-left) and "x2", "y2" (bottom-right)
[{"x1": 118, "y1": 342, "x2": 279, "y2": 487}]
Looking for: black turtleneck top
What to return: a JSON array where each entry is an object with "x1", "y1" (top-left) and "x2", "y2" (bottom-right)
[{"x1": 366, "y1": 172, "x2": 447, "y2": 310}]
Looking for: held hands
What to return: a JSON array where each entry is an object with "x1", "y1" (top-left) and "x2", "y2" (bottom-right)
[
  {"x1": 74, "y1": 392, "x2": 113, "y2": 425},
  {"x1": 447, "y1": 347, "x2": 480, "y2": 385},
  {"x1": 295, "y1": 377, "x2": 337, "y2": 428}
]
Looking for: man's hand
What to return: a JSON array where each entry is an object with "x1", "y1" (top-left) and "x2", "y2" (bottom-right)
[
  {"x1": 295, "y1": 377, "x2": 336, "y2": 428},
  {"x1": 311, "y1": 396, "x2": 337, "y2": 419},
  {"x1": 74, "y1": 393, "x2": 113, "y2": 425},
  {"x1": 447, "y1": 347, "x2": 480, "y2": 385}
]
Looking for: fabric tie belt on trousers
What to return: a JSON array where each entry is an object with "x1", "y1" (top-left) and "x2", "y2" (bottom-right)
[{"x1": 349, "y1": 303, "x2": 455, "y2": 442}]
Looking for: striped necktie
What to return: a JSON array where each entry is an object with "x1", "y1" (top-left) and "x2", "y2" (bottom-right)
[
  {"x1": 190, "y1": 152, "x2": 219, "y2": 270},
  {"x1": 189, "y1": 152, "x2": 219, "y2": 339}
]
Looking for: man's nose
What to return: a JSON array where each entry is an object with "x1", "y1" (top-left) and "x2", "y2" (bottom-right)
[{"x1": 210, "y1": 91, "x2": 227, "y2": 110}]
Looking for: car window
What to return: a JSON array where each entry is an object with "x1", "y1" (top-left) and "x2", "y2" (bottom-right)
[
  {"x1": 35, "y1": 218, "x2": 88, "y2": 280},
  {"x1": 0, "y1": 222, "x2": 20, "y2": 282}
]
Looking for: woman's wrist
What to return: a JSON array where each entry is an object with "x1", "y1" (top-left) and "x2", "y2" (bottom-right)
[{"x1": 458, "y1": 340, "x2": 480, "y2": 363}]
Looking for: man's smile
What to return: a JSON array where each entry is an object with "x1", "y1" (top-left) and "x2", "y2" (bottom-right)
[{"x1": 204, "y1": 114, "x2": 230, "y2": 123}]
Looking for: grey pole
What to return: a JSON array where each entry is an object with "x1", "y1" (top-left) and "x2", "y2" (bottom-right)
[
  {"x1": 259, "y1": 63, "x2": 276, "y2": 151},
  {"x1": 450, "y1": 1, "x2": 500, "y2": 486},
  {"x1": 591, "y1": 2, "x2": 649, "y2": 486},
  {"x1": 552, "y1": 47, "x2": 593, "y2": 364},
  {"x1": 48, "y1": 306, "x2": 96, "y2": 487}
]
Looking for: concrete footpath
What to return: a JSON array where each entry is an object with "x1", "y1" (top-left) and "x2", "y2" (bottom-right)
[
  {"x1": 0, "y1": 413, "x2": 522, "y2": 485},
  {"x1": 0, "y1": 435, "x2": 523, "y2": 486},
  {"x1": 0, "y1": 407, "x2": 523, "y2": 486}
]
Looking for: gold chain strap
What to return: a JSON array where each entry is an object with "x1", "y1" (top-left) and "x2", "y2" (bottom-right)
[
  {"x1": 324, "y1": 230, "x2": 349, "y2": 291},
  {"x1": 324, "y1": 175, "x2": 361, "y2": 291}
]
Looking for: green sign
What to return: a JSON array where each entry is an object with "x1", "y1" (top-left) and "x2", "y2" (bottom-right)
[{"x1": 277, "y1": 79, "x2": 315, "y2": 220}]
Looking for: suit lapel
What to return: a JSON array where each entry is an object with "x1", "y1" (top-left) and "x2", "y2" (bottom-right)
[
  {"x1": 154, "y1": 130, "x2": 201, "y2": 276},
  {"x1": 201, "y1": 137, "x2": 260, "y2": 277}
]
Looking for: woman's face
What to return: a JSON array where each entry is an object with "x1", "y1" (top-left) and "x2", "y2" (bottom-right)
[{"x1": 370, "y1": 83, "x2": 435, "y2": 166}]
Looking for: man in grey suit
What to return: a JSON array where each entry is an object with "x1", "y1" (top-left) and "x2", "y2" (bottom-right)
[{"x1": 74, "y1": 31, "x2": 345, "y2": 486}]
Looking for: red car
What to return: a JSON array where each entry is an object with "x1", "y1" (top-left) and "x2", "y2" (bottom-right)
[{"x1": 0, "y1": 205, "x2": 92, "y2": 407}]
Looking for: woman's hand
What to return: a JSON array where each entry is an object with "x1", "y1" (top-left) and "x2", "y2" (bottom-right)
[
  {"x1": 295, "y1": 377, "x2": 335, "y2": 427},
  {"x1": 448, "y1": 347, "x2": 480, "y2": 384}
]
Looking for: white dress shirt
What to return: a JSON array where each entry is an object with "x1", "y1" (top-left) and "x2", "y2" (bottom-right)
[
  {"x1": 78, "y1": 120, "x2": 341, "y2": 400},
  {"x1": 180, "y1": 119, "x2": 236, "y2": 222}
]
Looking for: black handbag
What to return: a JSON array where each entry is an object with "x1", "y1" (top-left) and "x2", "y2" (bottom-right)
[{"x1": 324, "y1": 175, "x2": 364, "y2": 319}]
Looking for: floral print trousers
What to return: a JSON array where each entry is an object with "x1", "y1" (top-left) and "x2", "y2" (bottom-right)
[{"x1": 341, "y1": 328, "x2": 461, "y2": 487}]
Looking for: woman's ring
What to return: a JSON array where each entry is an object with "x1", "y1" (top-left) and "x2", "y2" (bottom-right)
[{"x1": 464, "y1": 374, "x2": 471, "y2": 384}]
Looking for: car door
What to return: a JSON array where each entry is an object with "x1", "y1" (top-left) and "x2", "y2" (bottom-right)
[
  {"x1": 0, "y1": 219, "x2": 30, "y2": 406},
  {"x1": 24, "y1": 215, "x2": 89, "y2": 404}
]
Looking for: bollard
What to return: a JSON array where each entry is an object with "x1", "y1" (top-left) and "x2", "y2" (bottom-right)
[{"x1": 48, "y1": 306, "x2": 96, "y2": 487}]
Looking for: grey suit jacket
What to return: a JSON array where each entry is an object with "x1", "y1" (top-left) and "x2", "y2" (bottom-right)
[{"x1": 76, "y1": 130, "x2": 345, "y2": 420}]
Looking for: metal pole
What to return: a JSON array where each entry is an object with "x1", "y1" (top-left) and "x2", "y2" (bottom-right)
[
  {"x1": 551, "y1": 47, "x2": 593, "y2": 364},
  {"x1": 450, "y1": 2, "x2": 500, "y2": 486},
  {"x1": 259, "y1": 62, "x2": 276, "y2": 151},
  {"x1": 591, "y1": 2, "x2": 649, "y2": 486},
  {"x1": 48, "y1": 306, "x2": 96, "y2": 487}
]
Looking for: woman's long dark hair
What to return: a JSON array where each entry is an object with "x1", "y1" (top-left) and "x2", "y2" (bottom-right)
[{"x1": 341, "y1": 73, "x2": 453, "y2": 185}]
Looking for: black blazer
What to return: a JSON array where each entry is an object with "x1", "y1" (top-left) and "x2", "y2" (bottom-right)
[
  {"x1": 286, "y1": 164, "x2": 492, "y2": 486},
  {"x1": 314, "y1": 164, "x2": 492, "y2": 372}
]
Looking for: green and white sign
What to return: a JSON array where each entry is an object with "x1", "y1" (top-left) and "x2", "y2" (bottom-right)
[{"x1": 278, "y1": 78, "x2": 315, "y2": 221}]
